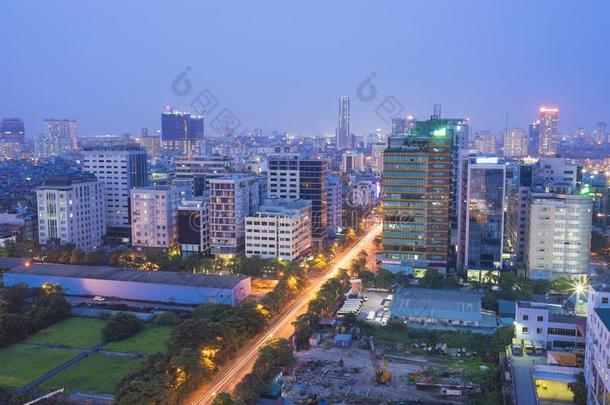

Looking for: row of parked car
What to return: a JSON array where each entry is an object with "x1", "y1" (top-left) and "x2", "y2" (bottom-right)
[{"x1": 511, "y1": 337, "x2": 543, "y2": 356}]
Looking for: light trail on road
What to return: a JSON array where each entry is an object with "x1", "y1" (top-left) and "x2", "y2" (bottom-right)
[{"x1": 189, "y1": 223, "x2": 382, "y2": 405}]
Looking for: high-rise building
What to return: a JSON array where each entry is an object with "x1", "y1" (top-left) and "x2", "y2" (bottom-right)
[
  {"x1": 36, "y1": 174, "x2": 106, "y2": 251},
  {"x1": 593, "y1": 121, "x2": 607, "y2": 144},
  {"x1": 208, "y1": 173, "x2": 260, "y2": 256},
  {"x1": 336, "y1": 96, "x2": 351, "y2": 149},
  {"x1": 35, "y1": 119, "x2": 77, "y2": 157},
  {"x1": 177, "y1": 197, "x2": 210, "y2": 256},
  {"x1": 245, "y1": 198, "x2": 312, "y2": 260},
  {"x1": 528, "y1": 120, "x2": 541, "y2": 157},
  {"x1": 536, "y1": 157, "x2": 582, "y2": 194},
  {"x1": 326, "y1": 173, "x2": 343, "y2": 234},
  {"x1": 161, "y1": 109, "x2": 204, "y2": 156},
  {"x1": 371, "y1": 142, "x2": 386, "y2": 174},
  {"x1": 503, "y1": 127, "x2": 528, "y2": 158},
  {"x1": 506, "y1": 164, "x2": 534, "y2": 269},
  {"x1": 382, "y1": 117, "x2": 457, "y2": 275},
  {"x1": 525, "y1": 193, "x2": 592, "y2": 280},
  {"x1": 341, "y1": 151, "x2": 365, "y2": 173},
  {"x1": 538, "y1": 107, "x2": 559, "y2": 157},
  {"x1": 130, "y1": 185, "x2": 183, "y2": 249},
  {"x1": 471, "y1": 131, "x2": 498, "y2": 154},
  {"x1": 457, "y1": 156, "x2": 506, "y2": 272},
  {"x1": 82, "y1": 145, "x2": 148, "y2": 243},
  {"x1": 267, "y1": 154, "x2": 328, "y2": 249},
  {"x1": 174, "y1": 155, "x2": 234, "y2": 196},
  {"x1": 0, "y1": 118, "x2": 25, "y2": 144},
  {"x1": 133, "y1": 128, "x2": 161, "y2": 158}
]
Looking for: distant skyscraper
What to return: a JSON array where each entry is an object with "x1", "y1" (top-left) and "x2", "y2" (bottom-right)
[
  {"x1": 471, "y1": 131, "x2": 498, "y2": 154},
  {"x1": 0, "y1": 118, "x2": 25, "y2": 144},
  {"x1": 341, "y1": 151, "x2": 365, "y2": 173},
  {"x1": 528, "y1": 120, "x2": 541, "y2": 157},
  {"x1": 36, "y1": 119, "x2": 77, "y2": 157},
  {"x1": 371, "y1": 142, "x2": 386, "y2": 174},
  {"x1": 457, "y1": 156, "x2": 506, "y2": 272},
  {"x1": 538, "y1": 107, "x2": 559, "y2": 156},
  {"x1": 161, "y1": 109, "x2": 204, "y2": 156},
  {"x1": 336, "y1": 96, "x2": 351, "y2": 149},
  {"x1": 82, "y1": 145, "x2": 148, "y2": 242},
  {"x1": 593, "y1": 121, "x2": 607, "y2": 144},
  {"x1": 503, "y1": 128, "x2": 528, "y2": 158}
]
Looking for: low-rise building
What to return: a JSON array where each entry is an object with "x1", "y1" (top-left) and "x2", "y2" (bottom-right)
[
  {"x1": 514, "y1": 301, "x2": 585, "y2": 350},
  {"x1": 4, "y1": 262, "x2": 250, "y2": 306},
  {"x1": 245, "y1": 199, "x2": 312, "y2": 260}
]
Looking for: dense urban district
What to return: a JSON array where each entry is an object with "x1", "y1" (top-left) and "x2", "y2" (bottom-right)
[{"x1": 0, "y1": 102, "x2": 609, "y2": 405}]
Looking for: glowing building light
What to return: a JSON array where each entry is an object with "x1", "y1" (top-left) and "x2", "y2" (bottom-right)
[{"x1": 432, "y1": 127, "x2": 447, "y2": 137}]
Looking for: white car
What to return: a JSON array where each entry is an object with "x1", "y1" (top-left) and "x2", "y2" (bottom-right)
[{"x1": 93, "y1": 296, "x2": 106, "y2": 302}]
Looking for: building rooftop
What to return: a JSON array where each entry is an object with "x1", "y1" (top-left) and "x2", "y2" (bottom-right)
[
  {"x1": 390, "y1": 287, "x2": 482, "y2": 323},
  {"x1": 39, "y1": 173, "x2": 98, "y2": 188},
  {"x1": 595, "y1": 308, "x2": 610, "y2": 331},
  {"x1": 6, "y1": 263, "x2": 248, "y2": 290}
]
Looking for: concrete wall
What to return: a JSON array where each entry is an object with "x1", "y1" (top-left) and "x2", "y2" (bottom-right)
[{"x1": 4, "y1": 273, "x2": 249, "y2": 306}]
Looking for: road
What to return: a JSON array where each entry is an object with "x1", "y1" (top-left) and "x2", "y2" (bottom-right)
[{"x1": 186, "y1": 223, "x2": 382, "y2": 405}]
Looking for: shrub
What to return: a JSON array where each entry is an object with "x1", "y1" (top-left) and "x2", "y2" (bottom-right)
[
  {"x1": 153, "y1": 311, "x2": 182, "y2": 326},
  {"x1": 102, "y1": 312, "x2": 143, "y2": 342}
]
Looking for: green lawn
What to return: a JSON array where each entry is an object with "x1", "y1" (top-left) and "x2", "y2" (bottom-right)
[
  {"x1": 25, "y1": 317, "x2": 105, "y2": 349},
  {"x1": 41, "y1": 354, "x2": 143, "y2": 394},
  {"x1": 104, "y1": 325, "x2": 171, "y2": 355},
  {"x1": 0, "y1": 344, "x2": 77, "y2": 388}
]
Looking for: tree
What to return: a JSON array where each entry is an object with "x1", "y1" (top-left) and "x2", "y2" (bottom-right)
[
  {"x1": 153, "y1": 311, "x2": 182, "y2": 326},
  {"x1": 345, "y1": 228, "x2": 356, "y2": 241},
  {"x1": 102, "y1": 312, "x2": 143, "y2": 342},
  {"x1": 419, "y1": 269, "x2": 444, "y2": 289},
  {"x1": 568, "y1": 372, "x2": 586, "y2": 405},
  {"x1": 213, "y1": 393, "x2": 236, "y2": 405}
]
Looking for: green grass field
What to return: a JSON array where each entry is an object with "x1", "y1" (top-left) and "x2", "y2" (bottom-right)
[
  {"x1": 0, "y1": 344, "x2": 77, "y2": 388},
  {"x1": 41, "y1": 354, "x2": 143, "y2": 394},
  {"x1": 25, "y1": 317, "x2": 105, "y2": 349},
  {"x1": 104, "y1": 325, "x2": 171, "y2": 355}
]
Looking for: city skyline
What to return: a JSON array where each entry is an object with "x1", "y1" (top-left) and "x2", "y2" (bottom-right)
[{"x1": 2, "y1": 0, "x2": 609, "y2": 137}]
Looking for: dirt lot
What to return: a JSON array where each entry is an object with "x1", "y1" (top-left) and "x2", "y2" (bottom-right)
[{"x1": 284, "y1": 346, "x2": 461, "y2": 404}]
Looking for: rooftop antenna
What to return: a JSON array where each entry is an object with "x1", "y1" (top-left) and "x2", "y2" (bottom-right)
[{"x1": 432, "y1": 103, "x2": 442, "y2": 120}]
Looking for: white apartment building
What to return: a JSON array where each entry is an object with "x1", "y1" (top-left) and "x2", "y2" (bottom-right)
[
  {"x1": 245, "y1": 199, "x2": 312, "y2": 260},
  {"x1": 514, "y1": 301, "x2": 586, "y2": 350},
  {"x1": 326, "y1": 173, "x2": 342, "y2": 233},
  {"x1": 503, "y1": 127, "x2": 528, "y2": 158},
  {"x1": 82, "y1": 145, "x2": 147, "y2": 240},
  {"x1": 585, "y1": 285, "x2": 610, "y2": 405},
  {"x1": 341, "y1": 151, "x2": 365, "y2": 173},
  {"x1": 36, "y1": 174, "x2": 106, "y2": 251},
  {"x1": 536, "y1": 157, "x2": 582, "y2": 194},
  {"x1": 209, "y1": 173, "x2": 260, "y2": 255},
  {"x1": 349, "y1": 181, "x2": 372, "y2": 207},
  {"x1": 130, "y1": 185, "x2": 183, "y2": 249},
  {"x1": 525, "y1": 193, "x2": 593, "y2": 280}
]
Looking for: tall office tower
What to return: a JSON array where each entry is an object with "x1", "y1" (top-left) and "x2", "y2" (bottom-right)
[
  {"x1": 593, "y1": 121, "x2": 607, "y2": 144},
  {"x1": 336, "y1": 96, "x2": 351, "y2": 149},
  {"x1": 174, "y1": 155, "x2": 234, "y2": 196},
  {"x1": 382, "y1": 117, "x2": 458, "y2": 275},
  {"x1": 245, "y1": 199, "x2": 312, "y2": 261},
  {"x1": 36, "y1": 174, "x2": 106, "y2": 251},
  {"x1": 536, "y1": 157, "x2": 582, "y2": 194},
  {"x1": 208, "y1": 173, "x2": 260, "y2": 256},
  {"x1": 299, "y1": 158, "x2": 328, "y2": 250},
  {"x1": 130, "y1": 185, "x2": 182, "y2": 249},
  {"x1": 267, "y1": 154, "x2": 300, "y2": 199},
  {"x1": 506, "y1": 164, "x2": 534, "y2": 269},
  {"x1": 177, "y1": 197, "x2": 210, "y2": 257},
  {"x1": 326, "y1": 173, "x2": 343, "y2": 234},
  {"x1": 82, "y1": 145, "x2": 148, "y2": 243},
  {"x1": 371, "y1": 142, "x2": 386, "y2": 174},
  {"x1": 528, "y1": 120, "x2": 541, "y2": 157},
  {"x1": 36, "y1": 119, "x2": 78, "y2": 157},
  {"x1": 525, "y1": 193, "x2": 592, "y2": 280},
  {"x1": 0, "y1": 142, "x2": 22, "y2": 161},
  {"x1": 161, "y1": 109, "x2": 204, "y2": 156},
  {"x1": 503, "y1": 127, "x2": 529, "y2": 158},
  {"x1": 457, "y1": 156, "x2": 506, "y2": 272},
  {"x1": 341, "y1": 151, "x2": 365, "y2": 173},
  {"x1": 538, "y1": 106, "x2": 559, "y2": 157},
  {"x1": 471, "y1": 131, "x2": 498, "y2": 154},
  {"x1": 0, "y1": 118, "x2": 25, "y2": 143}
]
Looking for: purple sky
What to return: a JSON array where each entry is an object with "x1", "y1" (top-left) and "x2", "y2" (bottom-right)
[{"x1": 2, "y1": 0, "x2": 609, "y2": 137}]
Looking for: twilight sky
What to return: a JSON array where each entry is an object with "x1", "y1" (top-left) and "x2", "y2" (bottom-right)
[{"x1": 2, "y1": 0, "x2": 609, "y2": 138}]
